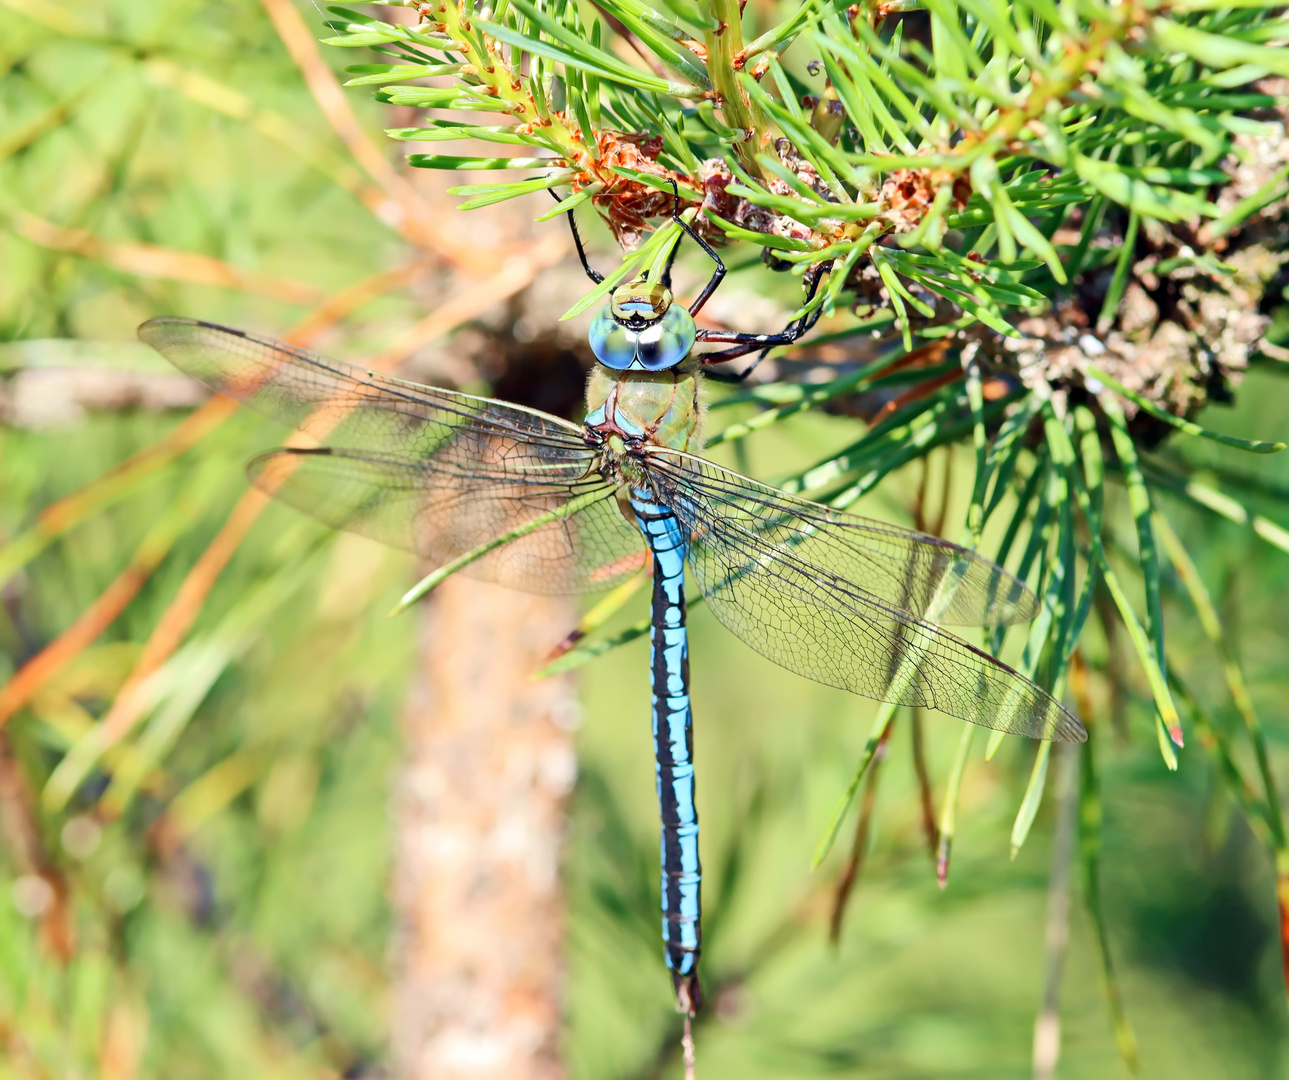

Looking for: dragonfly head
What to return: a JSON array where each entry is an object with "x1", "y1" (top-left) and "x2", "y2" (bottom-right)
[{"x1": 589, "y1": 277, "x2": 696, "y2": 372}]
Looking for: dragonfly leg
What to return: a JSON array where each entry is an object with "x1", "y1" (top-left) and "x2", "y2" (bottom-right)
[
  {"x1": 656, "y1": 177, "x2": 727, "y2": 317},
  {"x1": 551, "y1": 188, "x2": 604, "y2": 284},
  {"x1": 697, "y1": 263, "x2": 828, "y2": 382},
  {"x1": 700, "y1": 343, "x2": 777, "y2": 384}
]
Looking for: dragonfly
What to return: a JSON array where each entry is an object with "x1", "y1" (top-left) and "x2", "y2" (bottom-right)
[{"x1": 139, "y1": 185, "x2": 1085, "y2": 1019}]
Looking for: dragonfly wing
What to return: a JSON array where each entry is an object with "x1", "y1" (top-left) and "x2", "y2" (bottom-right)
[
  {"x1": 139, "y1": 318, "x2": 592, "y2": 451},
  {"x1": 141, "y1": 318, "x2": 644, "y2": 594},
  {"x1": 646, "y1": 451, "x2": 1084, "y2": 742},
  {"x1": 249, "y1": 447, "x2": 643, "y2": 594},
  {"x1": 649, "y1": 451, "x2": 1037, "y2": 626}
]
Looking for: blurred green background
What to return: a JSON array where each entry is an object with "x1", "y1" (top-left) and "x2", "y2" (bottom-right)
[{"x1": 3, "y1": 2, "x2": 1289, "y2": 1078}]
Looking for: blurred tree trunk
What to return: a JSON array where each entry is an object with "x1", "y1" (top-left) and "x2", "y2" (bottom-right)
[{"x1": 394, "y1": 574, "x2": 576, "y2": 1079}]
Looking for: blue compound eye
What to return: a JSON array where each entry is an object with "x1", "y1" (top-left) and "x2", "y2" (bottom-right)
[
  {"x1": 634, "y1": 305, "x2": 696, "y2": 370},
  {"x1": 634, "y1": 304, "x2": 696, "y2": 371},
  {"x1": 588, "y1": 299, "x2": 697, "y2": 371},
  {"x1": 588, "y1": 306, "x2": 638, "y2": 370}
]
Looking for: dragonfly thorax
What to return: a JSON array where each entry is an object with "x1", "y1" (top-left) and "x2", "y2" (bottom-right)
[
  {"x1": 589, "y1": 277, "x2": 697, "y2": 372},
  {"x1": 585, "y1": 362, "x2": 704, "y2": 454}
]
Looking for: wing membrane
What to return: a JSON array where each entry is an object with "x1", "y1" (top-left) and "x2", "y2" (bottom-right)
[
  {"x1": 652, "y1": 452, "x2": 1037, "y2": 626},
  {"x1": 141, "y1": 318, "x2": 644, "y2": 594},
  {"x1": 647, "y1": 451, "x2": 1084, "y2": 742}
]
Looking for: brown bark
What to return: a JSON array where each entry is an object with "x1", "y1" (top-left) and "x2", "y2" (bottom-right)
[{"x1": 394, "y1": 574, "x2": 576, "y2": 1080}]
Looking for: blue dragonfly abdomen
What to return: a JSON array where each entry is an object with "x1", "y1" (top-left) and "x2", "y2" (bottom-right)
[{"x1": 632, "y1": 485, "x2": 702, "y2": 1011}]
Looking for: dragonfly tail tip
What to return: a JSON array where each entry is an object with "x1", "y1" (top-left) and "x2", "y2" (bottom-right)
[{"x1": 674, "y1": 972, "x2": 701, "y2": 1017}]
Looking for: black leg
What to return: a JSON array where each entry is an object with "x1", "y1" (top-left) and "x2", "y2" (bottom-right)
[
  {"x1": 659, "y1": 177, "x2": 688, "y2": 290},
  {"x1": 659, "y1": 178, "x2": 726, "y2": 316},
  {"x1": 551, "y1": 188, "x2": 603, "y2": 285},
  {"x1": 696, "y1": 264, "x2": 827, "y2": 381},
  {"x1": 702, "y1": 345, "x2": 777, "y2": 383}
]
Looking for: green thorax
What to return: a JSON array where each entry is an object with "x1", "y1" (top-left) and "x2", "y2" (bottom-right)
[{"x1": 584, "y1": 359, "x2": 706, "y2": 453}]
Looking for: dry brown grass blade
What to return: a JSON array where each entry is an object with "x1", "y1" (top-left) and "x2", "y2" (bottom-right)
[
  {"x1": 10, "y1": 211, "x2": 328, "y2": 305},
  {"x1": 1032, "y1": 742, "x2": 1081, "y2": 1080},
  {"x1": 0, "y1": 0, "x2": 83, "y2": 36},
  {"x1": 867, "y1": 368, "x2": 964, "y2": 427},
  {"x1": 828, "y1": 722, "x2": 892, "y2": 943},
  {"x1": 0, "y1": 397, "x2": 239, "y2": 590},
  {"x1": 83, "y1": 489, "x2": 272, "y2": 772},
  {"x1": 258, "y1": 0, "x2": 496, "y2": 275},
  {"x1": 0, "y1": 87, "x2": 87, "y2": 162},
  {"x1": 0, "y1": 262, "x2": 428, "y2": 590},
  {"x1": 141, "y1": 59, "x2": 469, "y2": 255},
  {"x1": 0, "y1": 537, "x2": 178, "y2": 730},
  {"x1": 910, "y1": 711, "x2": 940, "y2": 862},
  {"x1": 141, "y1": 58, "x2": 386, "y2": 209},
  {"x1": 0, "y1": 734, "x2": 74, "y2": 960},
  {"x1": 98, "y1": 994, "x2": 149, "y2": 1080},
  {"x1": 0, "y1": 481, "x2": 205, "y2": 730},
  {"x1": 369, "y1": 232, "x2": 567, "y2": 368},
  {"x1": 886, "y1": 339, "x2": 950, "y2": 373},
  {"x1": 0, "y1": 265, "x2": 433, "y2": 752},
  {"x1": 63, "y1": 239, "x2": 568, "y2": 795},
  {"x1": 286, "y1": 259, "x2": 428, "y2": 345},
  {"x1": 1277, "y1": 873, "x2": 1289, "y2": 1010}
]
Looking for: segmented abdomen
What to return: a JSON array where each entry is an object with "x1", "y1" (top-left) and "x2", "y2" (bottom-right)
[{"x1": 630, "y1": 486, "x2": 701, "y2": 1001}]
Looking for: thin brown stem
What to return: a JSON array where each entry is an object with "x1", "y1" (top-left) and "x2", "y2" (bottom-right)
[
  {"x1": 9, "y1": 211, "x2": 325, "y2": 305},
  {"x1": 259, "y1": 0, "x2": 495, "y2": 272},
  {"x1": 829, "y1": 723, "x2": 891, "y2": 943},
  {"x1": 1032, "y1": 742, "x2": 1080, "y2": 1080},
  {"x1": 910, "y1": 711, "x2": 940, "y2": 862}
]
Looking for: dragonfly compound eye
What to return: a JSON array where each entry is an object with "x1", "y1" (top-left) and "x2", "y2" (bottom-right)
[
  {"x1": 589, "y1": 307, "x2": 640, "y2": 369},
  {"x1": 589, "y1": 296, "x2": 696, "y2": 371},
  {"x1": 634, "y1": 304, "x2": 696, "y2": 371}
]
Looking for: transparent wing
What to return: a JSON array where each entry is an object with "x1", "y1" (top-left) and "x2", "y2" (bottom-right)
[
  {"x1": 646, "y1": 451, "x2": 1084, "y2": 742},
  {"x1": 140, "y1": 317, "x2": 644, "y2": 594},
  {"x1": 653, "y1": 451, "x2": 1037, "y2": 625}
]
